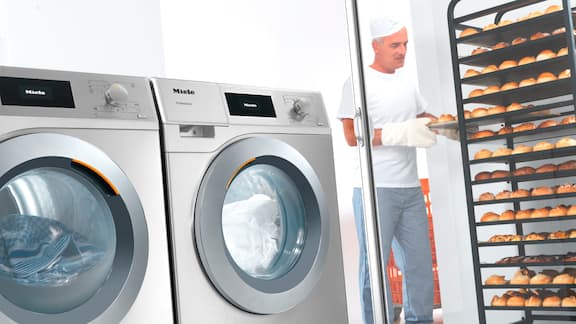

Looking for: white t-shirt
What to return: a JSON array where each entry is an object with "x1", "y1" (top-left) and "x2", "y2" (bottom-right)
[{"x1": 337, "y1": 67, "x2": 427, "y2": 188}]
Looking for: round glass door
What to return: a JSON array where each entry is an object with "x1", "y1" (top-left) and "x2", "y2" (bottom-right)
[
  {"x1": 222, "y1": 163, "x2": 306, "y2": 280},
  {"x1": 0, "y1": 162, "x2": 116, "y2": 314}
]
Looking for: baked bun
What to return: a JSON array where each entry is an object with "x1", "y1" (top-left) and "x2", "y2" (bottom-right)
[
  {"x1": 511, "y1": 189, "x2": 530, "y2": 198},
  {"x1": 485, "y1": 275, "x2": 507, "y2": 285},
  {"x1": 471, "y1": 107, "x2": 489, "y2": 118},
  {"x1": 492, "y1": 147, "x2": 513, "y2": 157},
  {"x1": 512, "y1": 145, "x2": 533, "y2": 154},
  {"x1": 471, "y1": 47, "x2": 489, "y2": 55},
  {"x1": 559, "y1": 69, "x2": 571, "y2": 79},
  {"x1": 437, "y1": 114, "x2": 456, "y2": 122},
  {"x1": 545, "y1": 4, "x2": 562, "y2": 13},
  {"x1": 498, "y1": 20, "x2": 513, "y2": 27},
  {"x1": 481, "y1": 65, "x2": 499, "y2": 74},
  {"x1": 499, "y1": 60, "x2": 518, "y2": 70},
  {"x1": 553, "y1": 27, "x2": 566, "y2": 35},
  {"x1": 513, "y1": 122, "x2": 536, "y2": 133},
  {"x1": 460, "y1": 28, "x2": 479, "y2": 38},
  {"x1": 500, "y1": 82, "x2": 518, "y2": 91},
  {"x1": 568, "y1": 205, "x2": 576, "y2": 216},
  {"x1": 556, "y1": 137, "x2": 576, "y2": 148},
  {"x1": 519, "y1": 78, "x2": 537, "y2": 87},
  {"x1": 507, "y1": 296, "x2": 526, "y2": 307},
  {"x1": 528, "y1": 11, "x2": 544, "y2": 19},
  {"x1": 526, "y1": 296, "x2": 542, "y2": 307},
  {"x1": 535, "y1": 163, "x2": 558, "y2": 173},
  {"x1": 500, "y1": 210, "x2": 515, "y2": 220},
  {"x1": 515, "y1": 209, "x2": 533, "y2": 219},
  {"x1": 506, "y1": 102, "x2": 524, "y2": 112},
  {"x1": 562, "y1": 296, "x2": 576, "y2": 307},
  {"x1": 488, "y1": 105, "x2": 506, "y2": 115},
  {"x1": 511, "y1": 38, "x2": 528, "y2": 48},
  {"x1": 464, "y1": 110, "x2": 472, "y2": 119},
  {"x1": 491, "y1": 295, "x2": 509, "y2": 306},
  {"x1": 474, "y1": 171, "x2": 492, "y2": 181},
  {"x1": 549, "y1": 230, "x2": 568, "y2": 239},
  {"x1": 537, "y1": 72, "x2": 558, "y2": 83},
  {"x1": 463, "y1": 69, "x2": 481, "y2": 78},
  {"x1": 530, "y1": 274, "x2": 552, "y2": 284},
  {"x1": 470, "y1": 129, "x2": 495, "y2": 139},
  {"x1": 483, "y1": 23, "x2": 498, "y2": 31},
  {"x1": 496, "y1": 190, "x2": 511, "y2": 200},
  {"x1": 533, "y1": 141, "x2": 554, "y2": 151},
  {"x1": 468, "y1": 89, "x2": 484, "y2": 98},
  {"x1": 561, "y1": 115, "x2": 576, "y2": 125},
  {"x1": 543, "y1": 295, "x2": 561, "y2": 307},
  {"x1": 558, "y1": 160, "x2": 576, "y2": 171},
  {"x1": 557, "y1": 183, "x2": 576, "y2": 194},
  {"x1": 557, "y1": 47, "x2": 568, "y2": 56},
  {"x1": 530, "y1": 32, "x2": 550, "y2": 40},
  {"x1": 549, "y1": 205, "x2": 568, "y2": 217},
  {"x1": 531, "y1": 186, "x2": 555, "y2": 196},
  {"x1": 481, "y1": 211, "x2": 500, "y2": 222},
  {"x1": 531, "y1": 207, "x2": 550, "y2": 218},
  {"x1": 491, "y1": 42, "x2": 509, "y2": 50},
  {"x1": 537, "y1": 120, "x2": 558, "y2": 128},
  {"x1": 518, "y1": 56, "x2": 536, "y2": 65},
  {"x1": 525, "y1": 232, "x2": 547, "y2": 240},
  {"x1": 491, "y1": 170, "x2": 511, "y2": 179},
  {"x1": 498, "y1": 126, "x2": 513, "y2": 135},
  {"x1": 479, "y1": 192, "x2": 496, "y2": 201},
  {"x1": 513, "y1": 166, "x2": 535, "y2": 176},
  {"x1": 536, "y1": 49, "x2": 557, "y2": 61},
  {"x1": 474, "y1": 149, "x2": 493, "y2": 159}
]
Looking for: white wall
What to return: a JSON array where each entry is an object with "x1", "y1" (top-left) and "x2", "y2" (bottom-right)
[{"x1": 0, "y1": 0, "x2": 165, "y2": 76}]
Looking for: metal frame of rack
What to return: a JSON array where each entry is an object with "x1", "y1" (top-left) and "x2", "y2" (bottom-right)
[{"x1": 448, "y1": 0, "x2": 576, "y2": 323}]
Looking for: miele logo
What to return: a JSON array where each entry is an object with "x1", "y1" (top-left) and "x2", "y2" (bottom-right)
[
  {"x1": 173, "y1": 88, "x2": 195, "y2": 95},
  {"x1": 25, "y1": 89, "x2": 46, "y2": 96}
]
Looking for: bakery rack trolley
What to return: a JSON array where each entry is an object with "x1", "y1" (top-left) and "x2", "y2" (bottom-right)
[{"x1": 448, "y1": 0, "x2": 576, "y2": 323}]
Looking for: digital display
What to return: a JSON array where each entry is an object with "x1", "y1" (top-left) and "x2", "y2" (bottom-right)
[
  {"x1": 0, "y1": 77, "x2": 75, "y2": 108},
  {"x1": 225, "y1": 93, "x2": 276, "y2": 117}
]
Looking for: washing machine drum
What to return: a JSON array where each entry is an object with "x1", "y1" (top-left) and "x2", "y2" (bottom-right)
[
  {"x1": 195, "y1": 137, "x2": 330, "y2": 315},
  {"x1": 0, "y1": 133, "x2": 148, "y2": 324}
]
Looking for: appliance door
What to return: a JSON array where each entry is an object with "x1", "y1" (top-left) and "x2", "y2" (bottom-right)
[
  {"x1": 195, "y1": 136, "x2": 329, "y2": 314},
  {"x1": 0, "y1": 133, "x2": 148, "y2": 324}
]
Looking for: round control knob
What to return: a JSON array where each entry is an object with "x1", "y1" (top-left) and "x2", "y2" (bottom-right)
[
  {"x1": 289, "y1": 98, "x2": 309, "y2": 121},
  {"x1": 105, "y1": 83, "x2": 129, "y2": 106}
]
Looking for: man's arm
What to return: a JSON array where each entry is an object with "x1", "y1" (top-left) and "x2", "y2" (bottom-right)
[{"x1": 341, "y1": 118, "x2": 382, "y2": 147}]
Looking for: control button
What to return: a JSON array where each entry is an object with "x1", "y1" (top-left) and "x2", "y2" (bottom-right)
[
  {"x1": 289, "y1": 98, "x2": 310, "y2": 122},
  {"x1": 105, "y1": 83, "x2": 129, "y2": 106}
]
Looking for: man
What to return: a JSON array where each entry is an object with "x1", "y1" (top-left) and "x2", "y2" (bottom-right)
[{"x1": 338, "y1": 15, "x2": 446, "y2": 324}]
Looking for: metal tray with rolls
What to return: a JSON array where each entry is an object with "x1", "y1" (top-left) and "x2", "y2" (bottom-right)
[{"x1": 448, "y1": 0, "x2": 576, "y2": 322}]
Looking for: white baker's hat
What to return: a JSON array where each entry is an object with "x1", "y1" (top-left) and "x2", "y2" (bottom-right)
[{"x1": 370, "y1": 15, "x2": 405, "y2": 39}]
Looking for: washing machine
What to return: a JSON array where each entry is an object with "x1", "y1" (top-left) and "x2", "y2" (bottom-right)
[
  {"x1": 0, "y1": 66, "x2": 173, "y2": 323},
  {"x1": 151, "y1": 78, "x2": 349, "y2": 323}
]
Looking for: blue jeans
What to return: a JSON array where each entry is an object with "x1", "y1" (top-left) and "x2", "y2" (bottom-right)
[{"x1": 353, "y1": 187, "x2": 433, "y2": 324}]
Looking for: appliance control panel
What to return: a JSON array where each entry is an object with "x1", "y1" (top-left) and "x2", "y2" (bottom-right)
[{"x1": 0, "y1": 66, "x2": 156, "y2": 121}]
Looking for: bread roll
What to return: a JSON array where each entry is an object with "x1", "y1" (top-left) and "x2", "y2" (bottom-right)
[
  {"x1": 512, "y1": 145, "x2": 533, "y2": 154},
  {"x1": 498, "y1": 126, "x2": 513, "y2": 135},
  {"x1": 561, "y1": 115, "x2": 576, "y2": 125},
  {"x1": 536, "y1": 49, "x2": 557, "y2": 61},
  {"x1": 549, "y1": 205, "x2": 568, "y2": 217},
  {"x1": 549, "y1": 230, "x2": 568, "y2": 239},
  {"x1": 496, "y1": 190, "x2": 511, "y2": 199},
  {"x1": 487, "y1": 105, "x2": 506, "y2": 115},
  {"x1": 568, "y1": 205, "x2": 576, "y2": 216},
  {"x1": 528, "y1": 11, "x2": 544, "y2": 19},
  {"x1": 463, "y1": 110, "x2": 471, "y2": 119},
  {"x1": 543, "y1": 295, "x2": 561, "y2": 307},
  {"x1": 554, "y1": 274, "x2": 575, "y2": 284},
  {"x1": 556, "y1": 137, "x2": 576, "y2": 148},
  {"x1": 530, "y1": 32, "x2": 550, "y2": 40},
  {"x1": 499, "y1": 60, "x2": 518, "y2": 70},
  {"x1": 525, "y1": 232, "x2": 547, "y2": 240},
  {"x1": 474, "y1": 149, "x2": 492, "y2": 159},
  {"x1": 437, "y1": 114, "x2": 456, "y2": 122},
  {"x1": 557, "y1": 47, "x2": 568, "y2": 56},
  {"x1": 459, "y1": 28, "x2": 479, "y2": 38},
  {"x1": 468, "y1": 89, "x2": 484, "y2": 98},
  {"x1": 545, "y1": 4, "x2": 562, "y2": 13},
  {"x1": 506, "y1": 102, "x2": 524, "y2": 112},
  {"x1": 513, "y1": 166, "x2": 535, "y2": 176},
  {"x1": 531, "y1": 186, "x2": 554, "y2": 196},
  {"x1": 491, "y1": 295, "x2": 508, "y2": 306},
  {"x1": 557, "y1": 184, "x2": 576, "y2": 194},
  {"x1": 471, "y1": 47, "x2": 489, "y2": 55},
  {"x1": 553, "y1": 27, "x2": 566, "y2": 35},
  {"x1": 471, "y1": 107, "x2": 489, "y2": 118},
  {"x1": 500, "y1": 210, "x2": 515, "y2": 220},
  {"x1": 491, "y1": 42, "x2": 509, "y2": 50},
  {"x1": 530, "y1": 274, "x2": 552, "y2": 284},
  {"x1": 512, "y1": 37, "x2": 527, "y2": 45},
  {"x1": 559, "y1": 69, "x2": 571, "y2": 79},
  {"x1": 485, "y1": 275, "x2": 507, "y2": 285},
  {"x1": 470, "y1": 129, "x2": 495, "y2": 139},
  {"x1": 463, "y1": 69, "x2": 481, "y2": 78},
  {"x1": 481, "y1": 211, "x2": 500, "y2": 222},
  {"x1": 519, "y1": 78, "x2": 537, "y2": 87},
  {"x1": 474, "y1": 171, "x2": 492, "y2": 181},
  {"x1": 483, "y1": 23, "x2": 498, "y2": 31},
  {"x1": 498, "y1": 20, "x2": 513, "y2": 27},
  {"x1": 537, "y1": 72, "x2": 558, "y2": 83},
  {"x1": 492, "y1": 147, "x2": 513, "y2": 157},
  {"x1": 515, "y1": 209, "x2": 533, "y2": 219},
  {"x1": 537, "y1": 120, "x2": 558, "y2": 128},
  {"x1": 513, "y1": 122, "x2": 535, "y2": 133},
  {"x1": 562, "y1": 296, "x2": 576, "y2": 307},
  {"x1": 558, "y1": 160, "x2": 576, "y2": 171},
  {"x1": 511, "y1": 189, "x2": 530, "y2": 198},
  {"x1": 491, "y1": 170, "x2": 511, "y2": 179},
  {"x1": 518, "y1": 56, "x2": 536, "y2": 65},
  {"x1": 535, "y1": 163, "x2": 557, "y2": 173},
  {"x1": 531, "y1": 207, "x2": 550, "y2": 218},
  {"x1": 479, "y1": 192, "x2": 495, "y2": 201},
  {"x1": 533, "y1": 141, "x2": 554, "y2": 151},
  {"x1": 507, "y1": 296, "x2": 526, "y2": 307},
  {"x1": 526, "y1": 296, "x2": 542, "y2": 307},
  {"x1": 500, "y1": 82, "x2": 518, "y2": 91},
  {"x1": 481, "y1": 65, "x2": 499, "y2": 74}
]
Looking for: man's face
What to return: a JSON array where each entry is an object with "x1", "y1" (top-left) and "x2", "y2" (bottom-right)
[{"x1": 373, "y1": 27, "x2": 408, "y2": 72}]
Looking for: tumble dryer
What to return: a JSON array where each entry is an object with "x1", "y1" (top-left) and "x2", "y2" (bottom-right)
[
  {"x1": 152, "y1": 78, "x2": 348, "y2": 323},
  {"x1": 0, "y1": 66, "x2": 173, "y2": 323}
]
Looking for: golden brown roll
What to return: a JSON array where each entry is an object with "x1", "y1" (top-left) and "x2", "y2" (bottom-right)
[
  {"x1": 507, "y1": 296, "x2": 526, "y2": 307},
  {"x1": 471, "y1": 107, "x2": 488, "y2": 118},
  {"x1": 480, "y1": 211, "x2": 500, "y2": 222},
  {"x1": 498, "y1": 20, "x2": 513, "y2": 27},
  {"x1": 483, "y1": 23, "x2": 498, "y2": 31},
  {"x1": 511, "y1": 189, "x2": 530, "y2": 198},
  {"x1": 491, "y1": 170, "x2": 511, "y2": 179},
  {"x1": 548, "y1": 230, "x2": 568, "y2": 239},
  {"x1": 512, "y1": 166, "x2": 535, "y2": 176},
  {"x1": 492, "y1": 147, "x2": 513, "y2": 157},
  {"x1": 499, "y1": 60, "x2": 518, "y2": 70},
  {"x1": 513, "y1": 122, "x2": 536, "y2": 133},
  {"x1": 488, "y1": 105, "x2": 506, "y2": 115},
  {"x1": 482, "y1": 65, "x2": 499, "y2": 74},
  {"x1": 518, "y1": 56, "x2": 536, "y2": 65},
  {"x1": 470, "y1": 130, "x2": 495, "y2": 139},
  {"x1": 512, "y1": 37, "x2": 527, "y2": 45},
  {"x1": 519, "y1": 77, "x2": 537, "y2": 87},
  {"x1": 471, "y1": 47, "x2": 489, "y2": 56},
  {"x1": 525, "y1": 232, "x2": 547, "y2": 241},
  {"x1": 500, "y1": 82, "x2": 518, "y2": 91},
  {"x1": 468, "y1": 89, "x2": 484, "y2": 98},
  {"x1": 543, "y1": 295, "x2": 561, "y2": 307},
  {"x1": 556, "y1": 137, "x2": 576, "y2": 148},
  {"x1": 506, "y1": 102, "x2": 524, "y2": 112},
  {"x1": 495, "y1": 190, "x2": 511, "y2": 200},
  {"x1": 479, "y1": 192, "x2": 496, "y2": 201},
  {"x1": 483, "y1": 85, "x2": 500, "y2": 94},
  {"x1": 500, "y1": 210, "x2": 515, "y2": 220},
  {"x1": 491, "y1": 295, "x2": 509, "y2": 306},
  {"x1": 530, "y1": 32, "x2": 550, "y2": 40},
  {"x1": 437, "y1": 114, "x2": 456, "y2": 122},
  {"x1": 491, "y1": 42, "x2": 509, "y2": 50},
  {"x1": 530, "y1": 274, "x2": 553, "y2": 284},
  {"x1": 554, "y1": 273, "x2": 575, "y2": 284},
  {"x1": 568, "y1": 229, "x2": 576, "y2": 238},
  {"x1": 553, "y1": 27, "x2": 566, "y2": 35},
  {"x1": 562, "y1": 296, "x2": 576, "y2": 307},
  {"x1": 557, "y1": 184, "x2": 576, "y2": 194},
  {"x1": 533, "y1": 141, "x2": 554, "y2": 151},
  {"x1": 485, "y1": 275, "x2": 507, "y2": 285},
  {"x1": 515, "y1": 209, "x2": 533, "y2": 219},
  {"x1": 459, "y1": 28, "x2": 479, "y2": 38},
  {"x1": 474, "y1": 149, "x2": 493, "y2": 159},
  {"x1": 531, "y1": 186, "x2": 555, "y2": 196},
  {"x1": 558, "y1": 160, "x2": 576, "y2": 171},
  {"x1": 474, "y1": 171, "x2": 492, "y2": 181},
  {"x1": 545, "y1": 4, "x2": 562, "y2": 14},
  {"x1": 498, "y1": 126, "x2": 513, "y2": 135},
  {"x1": 510, "y1": 272, "x2": 531, "y2": 284},
  {"x1": 557, "y1": 47, "x2": 568, "y2": 56},
  {"x1": 559, "y1": 69, "x2": 571, "y2": 79},
  {"x1": 561, "y1": 115, "x2": 576, "y2": 125},
  {"x1": 536, "y1": 49, "x2": 557, "y2": 61},
  {"x1": 512, "y1": 145, "x2": 532, "y2": 154},
  {"x1": 550, "y1": 205, "x2": 568, "y2": 217},
  {"x1": 463, "y1": 110, "x2": 472, "y2": 119},
  {"x1": 526, "y1": 296, "x2": 542, "y2": 307},
  {"x1": 463, "y1": 69, "x2": 481, "y2": 78},
  {"x1": 531, "y1": 207, "x2": 551, "y2": 218},
  {"x1": 538, "y1": 120, "x2": 558, "y2": 128},
  {"x1": 536, "y1": 163, "x2": 558, "y2": 173},
  {"x1": 537, "y1": 72, "x2": 558, "y2": 83}
]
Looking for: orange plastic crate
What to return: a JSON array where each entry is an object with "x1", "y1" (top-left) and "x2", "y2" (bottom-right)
[{"x1": 387, "y1": 178, "x2": 442, "y2": 307}]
